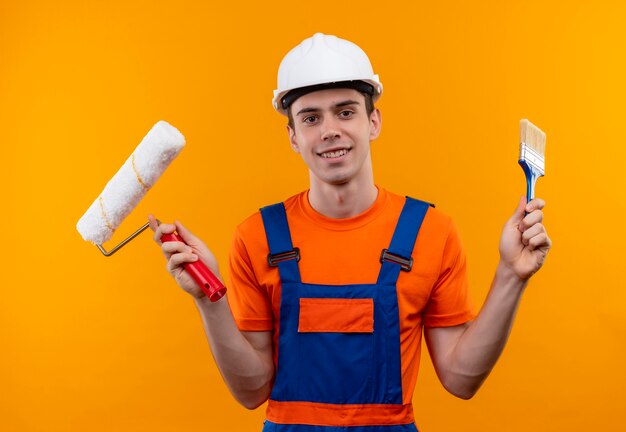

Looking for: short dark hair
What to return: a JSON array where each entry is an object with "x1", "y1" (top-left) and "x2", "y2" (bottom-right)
[{"x1": 287, "y1": 91, "x2": 375, "y2": 130}]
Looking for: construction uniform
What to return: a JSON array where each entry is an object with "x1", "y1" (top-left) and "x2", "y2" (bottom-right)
[{"x1": 229, "y1": 188, "x2": 475, "y2": 431}]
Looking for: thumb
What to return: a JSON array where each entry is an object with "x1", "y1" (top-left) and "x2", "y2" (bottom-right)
[{"x1": 507, "y1": 196, "x2": 527, "y2": 226}]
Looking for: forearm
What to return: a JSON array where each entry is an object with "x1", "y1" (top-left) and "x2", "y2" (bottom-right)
[
  {"x1": 429, "y1": 197, "x2": 550, "y2": 399},
  {"x1": 194, "y1": 295, "x2": 274, "y2": 409},
  {"x1": 445, "y1": 262, "x2": 527, "y2": 398}
]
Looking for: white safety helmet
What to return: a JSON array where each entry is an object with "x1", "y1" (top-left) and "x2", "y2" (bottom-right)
[{"x1": 272, "y1": 33, "x2": 383, "y2": 115}]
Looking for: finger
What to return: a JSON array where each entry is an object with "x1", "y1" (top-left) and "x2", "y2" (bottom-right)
[
  {"x1": 152, "y1": 221, "x2": 176, "y2": 243},
  {"x1": 167, "y1": 252, "x2": 199, "y2": 273},
  {"x1": 148, "y1": 214, "x2": 159, "y2": 232},
  {"x1": 521, "y1": 223, "x2": 546, "y2": 246},
  {"x1": 162, "y1": 241, "x2": 193, "y2": 255},
  {"x1": 520, "y1": 209, "x2": 544, "y2": 232},
  {"x1": 174, "y1": 220, "x2": 200, "y2": 246},
  {"x1": 148, "y1": 215, "x2": 162, "y2": 246},
  {"x1": 527, "y1": 232, "x2": 552, "y2": 252},
  {"x1": 526, "y1": 198, "x2": 546, "y2": 213}
]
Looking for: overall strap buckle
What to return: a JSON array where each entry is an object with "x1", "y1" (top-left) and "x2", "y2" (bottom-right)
[
  {"x1": 268, "y1": 248, "x2": 301, "y2": 267},
  {"x1": 380, "y1": 249, "x2": 413, "y2": 272}
]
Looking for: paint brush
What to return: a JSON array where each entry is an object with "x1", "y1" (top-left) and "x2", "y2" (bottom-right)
[{"x1": 519, "y1": 119, "x2": 546, "y2": 201}]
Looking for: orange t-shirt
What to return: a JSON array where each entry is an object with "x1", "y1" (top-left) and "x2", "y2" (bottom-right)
[{"x1": 228, "y1": 187, "x2": 475, "y2": 405}]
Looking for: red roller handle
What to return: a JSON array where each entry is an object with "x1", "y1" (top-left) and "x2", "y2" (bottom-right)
[{"x1": 160, "y1": 232, "x2": 226, "y2": 302}]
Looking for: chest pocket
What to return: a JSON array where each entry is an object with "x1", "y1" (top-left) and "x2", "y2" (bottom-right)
[{"x1": 298, "y1": 298, "x2": 374, "y2": 333}]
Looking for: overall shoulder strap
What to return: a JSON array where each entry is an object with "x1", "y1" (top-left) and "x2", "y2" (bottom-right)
[
  {"x1": 377, "y1": 197, "x2": 432, "y2": 285},
  {"x1": 260, "y1": 203, "x2": 302, "y2": 284}
]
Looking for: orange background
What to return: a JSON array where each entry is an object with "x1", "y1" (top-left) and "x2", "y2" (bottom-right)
[{"x1": 2, "y1": 1, "x2": 625, "y2": 431}]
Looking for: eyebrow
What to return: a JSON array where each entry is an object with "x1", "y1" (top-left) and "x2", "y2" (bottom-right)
[{"x1": 296, "y1": 99, "x2": 361, "y2": 116}]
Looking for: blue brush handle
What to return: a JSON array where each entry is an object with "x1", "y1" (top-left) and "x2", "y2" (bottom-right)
[{"x1": 518, "y1": 159, "x2": 542, "y2": 202}]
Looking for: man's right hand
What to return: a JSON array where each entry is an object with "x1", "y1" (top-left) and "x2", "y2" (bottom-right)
[{"x1": 148, "y1": 215, "x2": 224, "y2": 299}]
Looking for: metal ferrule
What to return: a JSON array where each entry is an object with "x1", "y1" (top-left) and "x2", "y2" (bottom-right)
[{"x1": 519, "y1": 142, "x2": 545, "y2": 175}]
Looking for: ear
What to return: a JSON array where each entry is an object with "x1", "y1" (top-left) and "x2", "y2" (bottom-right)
[
  {"x1": 369, "y1": 108, "x2": 382, "y2": 141},
  {"x1": 287, "y1": 124, "x2": 300, "y2": 153}
]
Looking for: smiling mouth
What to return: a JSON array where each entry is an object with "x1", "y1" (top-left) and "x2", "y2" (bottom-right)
[{"x1": 319, "y1": 149, "x2": 350, "y2": 158}]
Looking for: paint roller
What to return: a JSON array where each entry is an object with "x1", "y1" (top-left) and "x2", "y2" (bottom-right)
[{"x1": 76, "y1": 120, "x2": 226, "y2": 302}]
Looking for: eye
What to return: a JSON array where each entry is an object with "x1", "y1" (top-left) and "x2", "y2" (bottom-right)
[
  {"x1": 303, "y1": 115, "x2": 318, "y2": 124},
  {"x1": 338, "y1": 110, "x2": 354, "y2": 118}
]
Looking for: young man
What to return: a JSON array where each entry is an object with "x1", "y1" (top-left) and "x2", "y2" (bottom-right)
[{"x1": 150, "y1": 33, "x2": 551, "y2": 432}]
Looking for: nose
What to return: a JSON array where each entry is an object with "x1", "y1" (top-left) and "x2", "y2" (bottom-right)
[{"x1": 321, "y1": 117, "x2": 341, "y2": 141}]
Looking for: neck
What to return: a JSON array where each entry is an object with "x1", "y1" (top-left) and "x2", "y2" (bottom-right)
[{"x1": 308, "y1": 175, "x2": 378, "y2": 219}]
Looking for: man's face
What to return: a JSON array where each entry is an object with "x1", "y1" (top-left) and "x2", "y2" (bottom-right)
[{"x1": 287, "y1": 88, "x2": 381, "y2": 188}]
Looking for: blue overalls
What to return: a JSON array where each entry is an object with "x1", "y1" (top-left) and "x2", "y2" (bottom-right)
[{"x1": 260, "y1": 197, "x2": 430, "y2": 432}]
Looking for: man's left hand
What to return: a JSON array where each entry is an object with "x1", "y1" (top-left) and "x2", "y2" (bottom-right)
[{"x1": 499, "y1": 196, "x2": 552, "y2": 281}]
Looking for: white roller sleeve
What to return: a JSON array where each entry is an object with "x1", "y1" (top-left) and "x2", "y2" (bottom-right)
[{"x1": 77, "y1": 120, "x2": 186, "y2": 244}]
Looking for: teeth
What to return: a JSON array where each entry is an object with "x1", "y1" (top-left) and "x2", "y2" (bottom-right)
[{"x1": 320, "y1": 149, "x2": 348, "y2": 158}]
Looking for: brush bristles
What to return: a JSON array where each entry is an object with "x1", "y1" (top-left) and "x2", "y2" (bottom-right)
[{"x1": 520, "y1": 119, "x2": 546, "y2": 155}]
